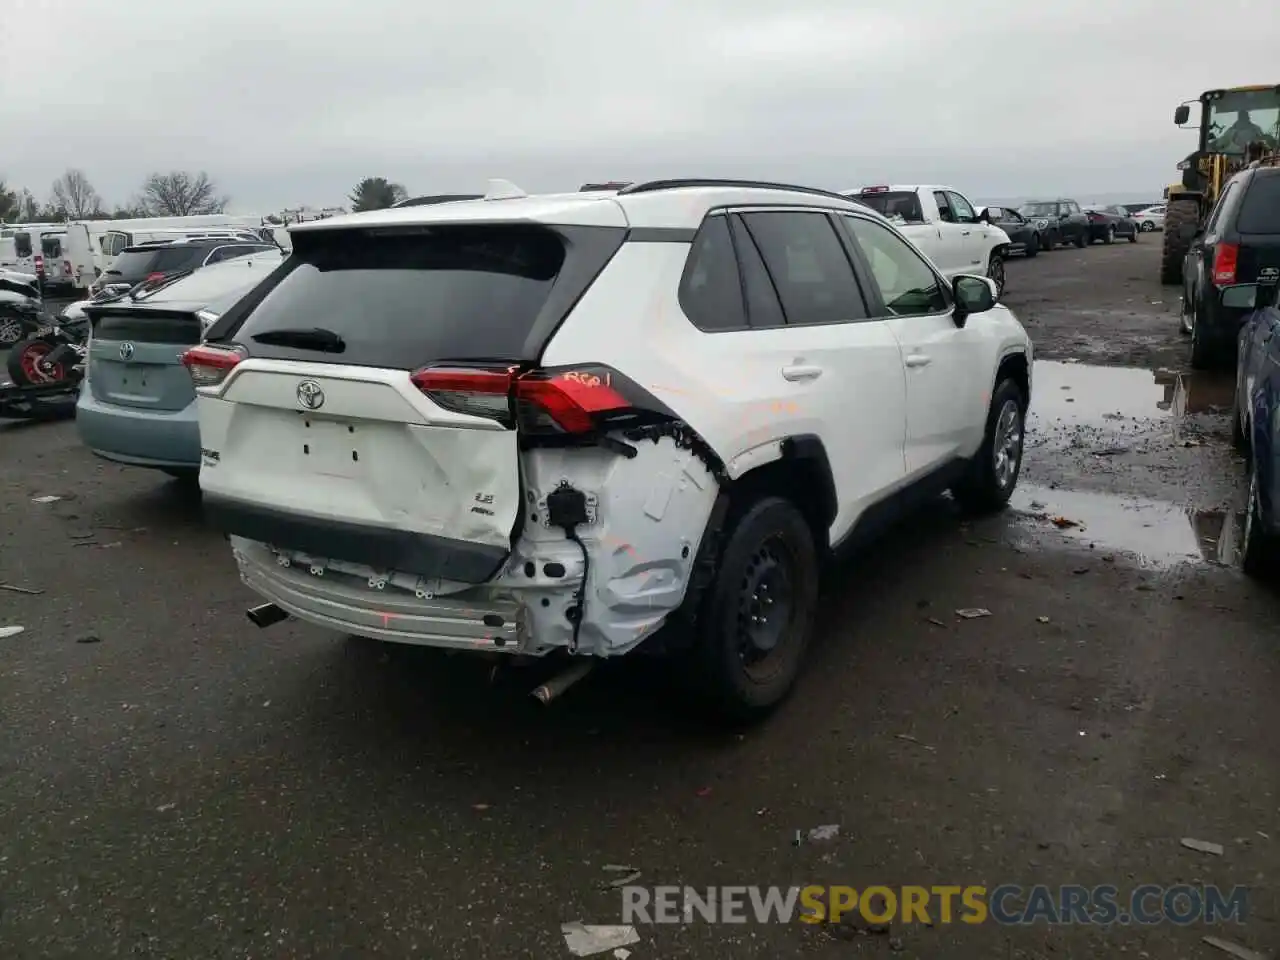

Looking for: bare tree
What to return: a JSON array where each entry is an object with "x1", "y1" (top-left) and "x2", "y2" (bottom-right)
[
  {"x1": 50, "y1": 169, "x2": 104, "y2": 219},
  {"x1": 140, "y1": 171, "x2": 228, "y2": 216}
]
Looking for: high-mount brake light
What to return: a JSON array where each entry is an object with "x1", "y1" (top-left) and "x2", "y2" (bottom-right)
[
  {"x1": 861, "y1": 185, "x2": 890, "y2": 194},
  {"x1": 1212, "y1": 243, "x2": 1239, "y2": 285},
  {"x1": 181, "y1": 344, "x2": 244, "y2": 387},
  {"x1": 411, "y1": 366, "x2": 631, "y2": 433}
]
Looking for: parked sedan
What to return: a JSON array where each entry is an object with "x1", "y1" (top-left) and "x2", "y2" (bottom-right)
[
  {"x1": 1134, "y1": 205, "x2": 1166, "y2": 232},
  {"x1": 1083, "y1": 205, "x2": 1140, "y2": 244},
  {"x1": 0, "y1": 269, "x2": 45, "y2": 348},
  {"x1": 978, "y1": 206, "x2": 1043, "y2": 257},
  {"x1": 1230, "y1": 280, "x2": 1280, "y2": 577}
]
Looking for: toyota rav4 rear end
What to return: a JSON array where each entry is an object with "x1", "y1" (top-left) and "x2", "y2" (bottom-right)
[{"x1": 189, "y1": 196, "x2": 722, "y2": 659}]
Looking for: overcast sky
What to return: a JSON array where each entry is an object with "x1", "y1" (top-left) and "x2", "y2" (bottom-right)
[{"x1": 4, "y1": 0, "x2": 1277, "y2": 213}]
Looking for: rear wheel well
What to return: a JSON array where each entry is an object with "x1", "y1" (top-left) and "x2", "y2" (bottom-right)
[
  {"x1": 995, "y1": 353, "x2": 1029, "y2": 410},
  {"x1": 725, "y1": 437, "x2": 836, "y2": 553}
]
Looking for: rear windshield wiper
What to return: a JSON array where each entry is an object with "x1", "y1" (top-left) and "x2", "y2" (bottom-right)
[
  {"x1": 251, "y1": 327, "x2": 347, "y2": 352},
  {"x1": 130, "y1": 268, "x2": 197, "y2": 301}
]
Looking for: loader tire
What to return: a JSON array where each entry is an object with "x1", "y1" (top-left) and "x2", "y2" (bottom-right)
[{"x1": 1161, "y1": 198, "x2": 1200, "y2": 286}]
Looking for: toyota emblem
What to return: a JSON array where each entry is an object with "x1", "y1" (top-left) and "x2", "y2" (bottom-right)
[
  {"x1": 118, "y1": 342, "x2": 135, "y2": 361},
  {"x1": 296, "y1": 379, "x2": 325, "y2": 410}
]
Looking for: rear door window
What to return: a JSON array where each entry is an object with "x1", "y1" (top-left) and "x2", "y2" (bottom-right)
[
  {"x1": 738, "y1": 211, "x2": 868, "y2": 325},
  {"x1": 105, "y1": 250, "x2": 160, "y2": 277},
  {"x1": 14, "y1": 232, "x2": 32, "y2": 258},
  {"x1": 41, "y1": 235, "x2": 63, "y2": 258},
  {"x1": 231, "y1": 225, "x2": 568, "y2": 369},
  {"x1": 1236, "y1": 175, "x2": 1280, "y2": 234}
]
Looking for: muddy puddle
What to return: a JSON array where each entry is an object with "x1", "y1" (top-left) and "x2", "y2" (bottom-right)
[
  {"x1": 1009, "y1": 485, "x2": 1240, "y2": 568},
  {"x1": 1016, "y1": 361, "x2": 1243, "y2": 568}
]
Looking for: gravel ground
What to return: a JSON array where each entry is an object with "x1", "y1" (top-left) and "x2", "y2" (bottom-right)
[{"x1": 1, "y1": 241, "x2": 1278, "y2": 960}]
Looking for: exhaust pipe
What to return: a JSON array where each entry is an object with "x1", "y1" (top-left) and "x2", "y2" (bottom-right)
[
  {"x1": 246, "y1": 603, "x2": 289, "y2": 629},
  {"x1": 531, "y1": 659, "x2": 594, "y2": 705}
]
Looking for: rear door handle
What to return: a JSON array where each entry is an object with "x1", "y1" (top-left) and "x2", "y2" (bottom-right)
[
  {"x1": 781, "y1": 364, "x2": 823, "y2": 381},
  {"x1": 904, "y1": 354, "x2": 932, "y2": 368}
]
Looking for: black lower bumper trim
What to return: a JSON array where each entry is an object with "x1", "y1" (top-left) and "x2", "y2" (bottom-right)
[{"x1": 203, "y1": 495, "x2": 510, "y2": 584}]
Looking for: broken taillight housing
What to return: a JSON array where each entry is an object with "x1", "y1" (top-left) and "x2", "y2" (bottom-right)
[
  {"x1": 181, "y1": 344, "x2": 245, "y2": 387},
  {"x1": 410, "y1": 365, "x2": 632, "y2": 434}
]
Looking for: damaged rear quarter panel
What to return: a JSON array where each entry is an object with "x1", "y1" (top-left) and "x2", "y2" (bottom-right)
[{"x1": 514, "y1": 434, "x2": 719, "y2": 656}]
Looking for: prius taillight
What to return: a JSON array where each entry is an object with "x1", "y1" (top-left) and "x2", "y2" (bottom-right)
[{"x1": 410, "y1": 366, "x2": 632, "y2": 434}]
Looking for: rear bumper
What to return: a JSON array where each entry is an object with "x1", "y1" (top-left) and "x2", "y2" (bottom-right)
[
  {"x1": 203, "y1": 495, "x2": 509, "y2": 584},
  {"x1": 75, "y1": 391, "x2": 201, "y2": 468},
  {"x1": 231, "y1": 537, "x2": 527, "y2": 651}
]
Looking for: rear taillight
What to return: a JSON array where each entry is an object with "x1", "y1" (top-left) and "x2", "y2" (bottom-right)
[
  {"x1": 145, "y1": 272, "x2": 166, "y2": 284},
  {"x1": 62, "y1": 260, "x2": 71, "y2": 274},
  {"x1": 410, "y1": 365, "x2": 632, "y2": 434},
  {"x1": 1212, "y1": 243, "x2": 1239, "y2": 285},
  {"x1": 34, "y1": 254, "x2": 44, "y2": 273},
  {"x1": 181, "y1": 344, "x2": 244, "y2": 387}
]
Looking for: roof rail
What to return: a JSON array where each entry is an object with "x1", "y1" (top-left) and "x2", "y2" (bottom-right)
[{"x1": 615, "y1": 178, "x2": 857, "y2": 204}]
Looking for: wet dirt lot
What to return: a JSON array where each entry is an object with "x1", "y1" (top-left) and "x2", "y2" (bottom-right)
[{"x1": 2, "y1": 241, "x2": 1279, "y2": 959}]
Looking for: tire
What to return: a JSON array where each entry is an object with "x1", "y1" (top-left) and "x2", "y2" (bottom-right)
[
  {"x1": 1042, "y1": 231, "x2": 1055, "y2": 252},
  {"x1": 1188, "y1": 288, "x2": 1227, "y2": 370},
  {"x1": 1179, "y1": 283, "x2": 1194, "y2": 335},
  {"x1": 986, "y1": 251, "x2": 1006, "y2": 297},
  {"x1": 1024, "y1": 234, "x2": 1039, "y2": 258},
  {"x1": 1105, "y1": 225, "x2": 1116, "y2": 245},
  {"x1": 1231, "y1": 375, "x2": 1248, "y2": 453},
  {"x1": 1161, "y1": 198, "x2": 1200, "y2": 285},
  {"x1": 0, "y1": 310, "x2": 33, "y2": 348},
  {"x1": 688, "y1": 496, "x2": 819, "y2": 721},
  {"x1": 5, "y1": 336, "x2": 65, "y2": 386},
  {"x1": 1241, "y1": 467, "x2": 1279, "y2": 579},
  {"x1": 1129, "y1": 227, "x2": 1139, "y2": 243},
  {"x1": 952, "y1": 377, "x2": 1026, "y2": 514},
  {"x1": 1074, "y1": 228, "x2": 1087, "y2": 248}
]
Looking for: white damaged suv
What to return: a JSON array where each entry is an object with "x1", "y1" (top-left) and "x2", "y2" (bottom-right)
[{"x1": 184, "y1": 178, "x2": 1032, "y2": 718}]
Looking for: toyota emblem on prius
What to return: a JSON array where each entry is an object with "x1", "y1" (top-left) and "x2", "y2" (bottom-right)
[
  {"x1": 118, "y1": 342, "x2": 135, "y2": 361},
  {"x1": 296, "y1": 379, "x2": 325, "y2": 410}
]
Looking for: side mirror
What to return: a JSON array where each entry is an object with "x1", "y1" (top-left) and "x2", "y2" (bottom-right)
[
  {"x1": 1222, "y1": 283, "x2": 1278, "y2": 309},
  {"x1": 1174, "y1": 104, "x2": 1191, "y2": 126},
  {"x1": 978, "y1": 209, "x2": 991, "y2": 223},
  {"x1": 952, "y1": 275, "x2": 997, "y2": 326}
]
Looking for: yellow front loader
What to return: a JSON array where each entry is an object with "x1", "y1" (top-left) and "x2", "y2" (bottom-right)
[{"x1": 1161, "y1": 84, "x2": 1280, "y2": 285}]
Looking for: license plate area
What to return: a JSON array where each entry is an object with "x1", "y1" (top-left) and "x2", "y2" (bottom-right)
[{"x1": 298, "y1": 415, "x2": 364, "y2": 479}]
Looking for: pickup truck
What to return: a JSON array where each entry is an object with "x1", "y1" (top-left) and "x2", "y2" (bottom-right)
[{"x1": 845, "y1": 184, "x2": 1012, "y2": 294}]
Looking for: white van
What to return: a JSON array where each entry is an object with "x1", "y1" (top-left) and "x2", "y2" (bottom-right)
[{"x1": 0, "y1": 223, "x2": 72, "y2": 283}]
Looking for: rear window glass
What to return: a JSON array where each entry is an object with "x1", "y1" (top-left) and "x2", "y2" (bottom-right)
[
  {"x1": 41, "y1": 236, "x2": 63, "y2": 257},
  {"x1": 1237, "y1": 175, "x2": 1280, "y2": 233},
  {"x1": 234, "y1": 227, "x2": 566, "y2": 369},
  {"x1": 14, "y1": 233, "x2": 32, "y2": 258},
  {"x1": 856, "y1": 192, "x2": 924, "y2": 221},
  {"x1": 106, "y1": 250, "x2": 159, "y2": 275},
  {"x1": 148, "y1": 246, "x2": 208, "y2": 271}
]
